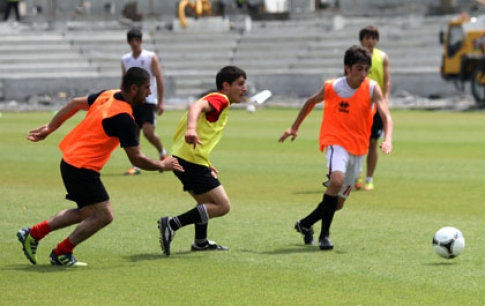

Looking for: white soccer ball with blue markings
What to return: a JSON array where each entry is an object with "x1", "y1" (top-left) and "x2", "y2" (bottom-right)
[{"x1": 432, "y1": 226, "x2": 465, "y2": 259}]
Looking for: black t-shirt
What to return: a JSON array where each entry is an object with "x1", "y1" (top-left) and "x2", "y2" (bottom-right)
[{"x1": 87, "y1": 90, "x2": 139, "y2": 148}]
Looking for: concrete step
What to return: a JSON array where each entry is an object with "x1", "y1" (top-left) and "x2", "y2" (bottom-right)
[
  {"x1": 233, "y1": 58, "x2": 293, "y2": 69},
  {"x1": 151, "y1": 32, "x2": 241, "y2": 43},
  {"x1": 234, "y1": 50, "x2": 302, "y2": 59},
  {"x1": 162, "y1": 61, "x2": 230, "y2": 70},
  {"x1": 237, "y1": 43, "x2": 304, "y2": 52},
  {"x1": 0, "y1": 64, "x2": 96, "y2": 74},
  {"x1": 2, "y1": 35, "x2": 66, "y2": 45},
  {"x1": 0, "y1": 54, "x2": 86, "y2": 63},
  {"x1": 0, "y1": 71, "x2": 99, "y2": 79},
  {"x1": 175, "y1": 87, "x2": 211, "y2": 98},
  {"x1": 0, "y1": 45, "x2": 75, "y2": 53}
]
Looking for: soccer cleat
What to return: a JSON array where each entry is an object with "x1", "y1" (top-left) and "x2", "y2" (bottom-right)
[
  {"x1": 319, "y1": 237, "x2": 334, "y2": 251},
  {"x1": 17, "y1": 227, "x2": 39, "y2": 265},
  {"x1": 354, "y1": 173, "x2": 364, "y2": 190},
  {"x1": 364, "y1": 182, "x2": 374, "y2": 191},
  {"x1": 49, "y1": 250, "x2": 87, "y2": 267},
  {"x1": 191, "y1": 240, "x2": 229, "y2": 252},
  {"x1": 160, "y1": 154, "x2": 167, "y2": 161},
  {"x1": 294, "y1": 220, "x2": 315, "y2": 245},
  {"x1": 123, "y1": 166, "x2": 141, "y2": 175},
  {"x1": 158, "y1": 216, "x2": 175, "y2": 256}
]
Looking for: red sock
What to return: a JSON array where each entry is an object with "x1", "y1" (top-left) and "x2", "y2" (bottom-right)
[
  {"x1": 29, "y1": 220, "x2": 51, "y2": 240},
  {"x1": 54, "y1": 238, "x2": 76, "y2": 255}
]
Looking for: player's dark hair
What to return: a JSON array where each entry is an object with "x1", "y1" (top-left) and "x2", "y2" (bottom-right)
[
  {"x1": 127, "y1": 28, "x2": 143, "y2": 41},
  {"x1": 216, "y1": 66, "x2": 246, "y2": 90},
  {"x1": 121, "y1": 67, "x2": 149, "y2": 91},
  {"x1": 359, "y1": 25, "x2": 379, "y2": 42},
  {"x1": 344, "y1": 45, "x2": 372, "y2": 68}
]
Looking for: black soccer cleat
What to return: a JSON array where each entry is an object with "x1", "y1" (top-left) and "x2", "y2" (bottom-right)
[
  {"x1": 319, "y1": 237, "x2": 334, "y2": 251},
  {"x1": 294, "y1": 220, "x2": 315, "y2": 245},
  {"x1": 191, "y1": 240, "x2": 229, "y2": 252},
  {"x1": 158, "y1": 216, "x2": 175, "y2": 256}
]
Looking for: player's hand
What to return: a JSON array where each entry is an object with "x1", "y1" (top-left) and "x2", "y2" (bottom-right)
[
  {"x1": 161, "y1": 156, "x2": 184, "y2": 172},
  {"x1": 278, "y1": 128, "x2": 298, "y2": 142},
  {"x1": 157, "y1": 104, "x2": 164, "y2": 116},
  {"x1": 209, "y1": 165, "x2": 218, "y2": 178},
  {"x1": 27, "y1": 125, "x2": 50, "y2": 142},
  {"x1": 380, "y1": 141, "x2": 392, "y2": 155},
  {"x1": 185, "y1": 129, "x2": 202, "y2": 149}
]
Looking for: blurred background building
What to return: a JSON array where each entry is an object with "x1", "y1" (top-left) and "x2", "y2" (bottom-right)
[{"x1": 1, "y1": 0, "x2": 484, "y2": 106}]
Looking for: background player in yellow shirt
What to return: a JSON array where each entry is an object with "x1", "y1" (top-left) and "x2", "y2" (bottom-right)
[{"x1": 357, "y1": 25, "x2": 391, "y2": 191}]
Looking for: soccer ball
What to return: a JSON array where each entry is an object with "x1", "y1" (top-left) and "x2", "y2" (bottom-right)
[
  {"x1": 246, "y1": 104, "x2": 256, "y2": 113},
  {"x1": 432, "y1": 226, "x2": 465, "y2": 259}
]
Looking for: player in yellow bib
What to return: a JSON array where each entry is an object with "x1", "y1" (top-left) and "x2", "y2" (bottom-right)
[
  {"x1": 279, "y1": 46, "x2": 393, "y2": 250},
  {"x1": 356, "y1": 25, "x2": 391, "y2": 191},
  {"x1": 158, "y1": 66, "x2": 247, "y2": 256}
]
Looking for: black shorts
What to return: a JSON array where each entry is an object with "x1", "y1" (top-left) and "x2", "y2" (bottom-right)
[
  {"x1": 133, "y1": 103, "x2": 156, "y2": 128},
  {"x1": 60, "y1": 160, "x2": 109, "y2": 208},
  {"x1": 172, "y1": 156, "x2": 221, "y2": 195},
  {"x1": 370, "y1": 112, "x2": 383, "y2": 139}
]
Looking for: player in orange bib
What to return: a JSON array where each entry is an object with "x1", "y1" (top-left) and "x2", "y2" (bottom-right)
[
  {"x1": 279, "y1": 45, "x2": 393, "y2": 250},
  {"x1": 17, "y1": 67, "x2": 183, "y2": 266}
]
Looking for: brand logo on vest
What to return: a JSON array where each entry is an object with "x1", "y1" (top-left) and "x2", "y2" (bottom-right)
[{"x1": 338, "y1": 101, "x2": 350, "y2": 113}]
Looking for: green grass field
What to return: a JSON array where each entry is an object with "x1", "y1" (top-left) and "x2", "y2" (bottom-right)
[{"x1": 1, "y1": 107, "x2": 485, "y2": 306}]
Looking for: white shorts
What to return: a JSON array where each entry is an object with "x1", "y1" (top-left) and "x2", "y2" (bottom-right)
[{"x1": 325, "y1": 145, "x2": 364, "y2": 199}]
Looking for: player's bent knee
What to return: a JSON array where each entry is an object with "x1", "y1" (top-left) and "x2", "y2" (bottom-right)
[
  {"x1": 100, "y1": 211, "x2": 114, "y2": 226},
  {"x1": 218, "y1": 201, "x2": 231, "y2": 216}
]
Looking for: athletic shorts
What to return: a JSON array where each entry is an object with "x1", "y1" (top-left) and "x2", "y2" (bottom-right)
[
  {"x1": 172, "y1": 156, "x2": 221, "y2": 195},
  {"x1": 370, "y1": 112, "x2": 383, "y2": 139},
  {"x1": 325, "y1": 145, "x2": 364, "y2": 199},
  {"x1": 60, "y1": 159, "x2": 109, "y2": 208},
  {"x1": 133, "y1": 103, "x2": 156, "y2": 128}
]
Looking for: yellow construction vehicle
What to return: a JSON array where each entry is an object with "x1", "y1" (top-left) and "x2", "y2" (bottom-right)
[
  {"x1": 440, "y1": 13, "x2": 485, "y2": 104},
  {"x1": 178, "y1": 0, "x2": 212, "y2": 28}
]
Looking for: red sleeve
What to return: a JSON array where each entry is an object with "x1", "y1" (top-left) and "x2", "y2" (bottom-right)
[{"x1": 205, "y1": 94, "x2": 229, "y2": 122}]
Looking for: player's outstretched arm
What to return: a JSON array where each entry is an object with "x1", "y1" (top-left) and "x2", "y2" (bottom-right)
[
  {"x1": 151, "y1": 54, "x2": 165, "y2": 116},
  {"x1": 27, "y1": 96, "x2": 89, "y2": 142},
  {"x1": 124, "y1": 146, "x2": 184, "y2": 172},
  {"x1": 373, "y1": 85, "x2": 393, "y2": 155},
  {"x1": 278, "y1": 85, "x2": 324, "y2": 143}
]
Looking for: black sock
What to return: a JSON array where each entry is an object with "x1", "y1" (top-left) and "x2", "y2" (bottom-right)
[
  {"x1": 169, "y1": 204, "x2": 209, "y2": 231},
  {"x1": 194, "y1": 222, "x2": 208, "y2": 245},
  {"x1": 300, "y1": 194, "x2": 328, "y2": 228},
  {"x1": 319, "y1": 194, "x2": 338, "y2": 239}
]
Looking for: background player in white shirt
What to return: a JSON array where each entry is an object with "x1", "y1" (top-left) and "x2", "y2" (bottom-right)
[{"x1": 121, "y1": 28, "x2": 167, "y2": 175}]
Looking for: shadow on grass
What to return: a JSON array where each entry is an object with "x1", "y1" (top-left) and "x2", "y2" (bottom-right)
[
  {"x1": 241, "y1": 245, "x2": 349, "y2": 255},
  {"x1": 123, "y1": 251, "x2": 192, "y2": 262},
  {"x1": 424, "y1": 261, "x2": 459, "y2": 266},
  {"x1": 293, "y1": 190, "x2": 324, "y2": 195},
  {"x1": 2, "y1": 264, "x2": 86, "y2": 273}
]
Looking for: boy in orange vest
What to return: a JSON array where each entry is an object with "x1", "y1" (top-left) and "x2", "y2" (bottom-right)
[
  {"x1": 279, "y1": 45, "x2": 393, "y2": 250},
  {"x1": 18, "y1": 67, "x2": 183, "y2": 266}
]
